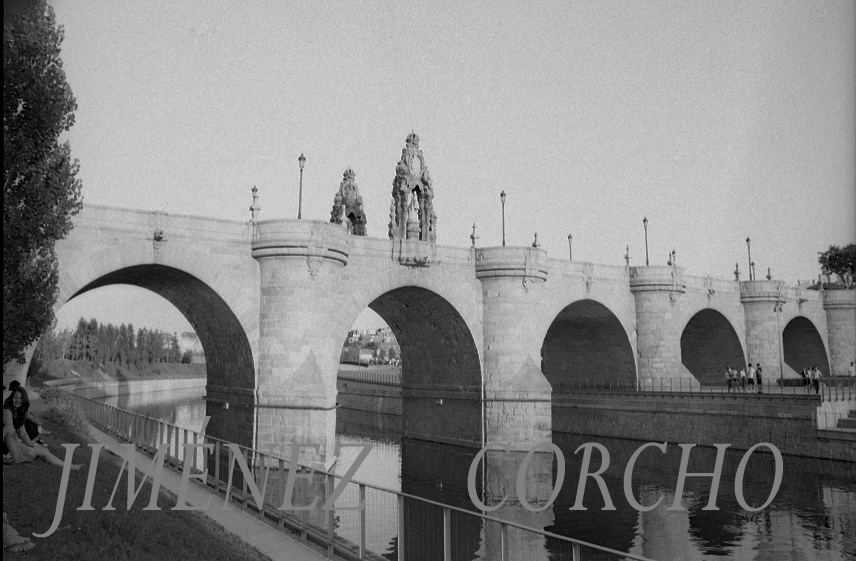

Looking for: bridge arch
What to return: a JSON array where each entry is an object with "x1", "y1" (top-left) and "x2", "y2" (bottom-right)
[
  {"x1": 341, "y1": 285, "x2": 482, "y2": 447},
  {"x1": 63, "y1": 264, "x2": 255, "y2": 392},
  {"x1": 540, "y1": 298, "x2": 636, "y2": 389},
  {"x1": 680, "y1": 308, "x2": 745, "y2": 386},
  {"x1": 782, "y1": 316, "x2": 830, "y2": 375}
]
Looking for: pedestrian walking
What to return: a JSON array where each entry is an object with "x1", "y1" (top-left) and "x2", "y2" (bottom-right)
[
  {"x1": 811, "y1": 366, "x2": 821, "y2": 395},
  {"x1": 747, "y1": 364, "x2": 756, "y2": 392},
  {"x1": 725, "y1": 367, "x2": 733, "y2": 393},
  {"x1": 739, "y1": 367, "x2": 747, "y2": 392},
  {"x1": 756, "y1": 363, "x2": 763, "y2": 394}
]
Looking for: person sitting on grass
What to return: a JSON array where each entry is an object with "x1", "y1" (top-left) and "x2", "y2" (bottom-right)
[
  {"x1": 3, "y1": 387, "x2": 81, "y2": 469},
  {"x1": 6, "y1": 381, "x2": 49, "y2": 445}
]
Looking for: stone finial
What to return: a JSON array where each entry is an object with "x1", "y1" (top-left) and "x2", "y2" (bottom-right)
[
  {"x1": 470, "y1": 223, "x2": 478, "y2": 248},
  {"x1": 532, "y1": 232, "x2": 540, "y2": 248},
  {"x1": 389, "y1": 133, "x2": 436, "y2": 243},
  {"x1": 625, "y1": 245, "x2": 630, "y2": 266},
  {"x1": 330, "y1": 169, "x2": 367, "y2": 236},
  {"x1": 734, "y1": 263, "x2": 740, "y2": 282},
  {"x1": 766, "y1": 267, "x2": 772, "y2": 281},
  {"x1": 249, "y1": 186, "x2": 261, "y2": 221}
]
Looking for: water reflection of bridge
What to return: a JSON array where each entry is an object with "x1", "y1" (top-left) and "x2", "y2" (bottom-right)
[{"x1": 92, "y1": 389, "x2": 856, "y2": 559}]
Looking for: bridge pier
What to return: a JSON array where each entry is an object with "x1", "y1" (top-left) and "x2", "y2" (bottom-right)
[
  {"x1": 740, "y1": 280, "x2": 787, "y2": 380},
  {"x1": 476, "y1": 247, "x2": 551, "y2": 449},
  {"x1": 630, "y1": 266, "x2": 697, "y2": 389},
  {"x1": 822, "y1": 289, "x2": 856, "y2": 376},
  {"x1": 251, "y1": 220, "x2": 351, "y2": 466}
]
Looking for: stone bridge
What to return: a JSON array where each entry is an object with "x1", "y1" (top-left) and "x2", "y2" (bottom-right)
[{"x1": 9, "y1": 203, "x2": 854, "y2": 463}]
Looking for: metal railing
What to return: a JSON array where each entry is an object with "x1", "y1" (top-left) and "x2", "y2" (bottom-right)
[
  {"x1": 553, "y1": 376, "x2": 855, "y2": 400},
  {"x1": 70, "y1": 393, "x2": 653, "y2": 561},
  {"x1": 339, "y1": 370, "x2": 401, "y2": 387}
]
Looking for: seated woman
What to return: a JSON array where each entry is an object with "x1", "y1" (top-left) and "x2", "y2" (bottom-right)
[
  {"x1": 7, "y1": 381, "x2": 50, "y2": 443},
  {"x1": 3, "y1": 387, "x2": 81, "y2": 470}
]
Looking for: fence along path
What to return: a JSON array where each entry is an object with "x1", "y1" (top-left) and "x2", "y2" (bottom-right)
[{"x1": 71, "y1": 393, "x2": 654, "y2": 561}]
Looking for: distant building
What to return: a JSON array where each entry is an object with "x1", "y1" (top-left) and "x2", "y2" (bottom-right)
[{"x1": 340, "y1": 327, "x2": 400, "y2": 365}]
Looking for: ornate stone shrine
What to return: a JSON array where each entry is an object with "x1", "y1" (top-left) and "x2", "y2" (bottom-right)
[
  {"x1": 388, "y1": 133, "x2": 437, "y2": 243},
  {"x1": 329, "y1": 168, "x2": 367, "y2": 236}
]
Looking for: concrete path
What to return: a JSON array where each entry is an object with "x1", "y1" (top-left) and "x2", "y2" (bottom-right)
[{"x1": 87, "y1": 425, "x2": 328, "y2": 561}]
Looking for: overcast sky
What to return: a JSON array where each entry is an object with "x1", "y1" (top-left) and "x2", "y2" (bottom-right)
[{"x1": 51, "y1": 1, "x2": 855, "y2": 335}]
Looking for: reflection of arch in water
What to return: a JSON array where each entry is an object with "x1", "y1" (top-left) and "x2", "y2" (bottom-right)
[
  {"x1": 364, "y1": 287, "x2": 482, "y2": 447},
  {"x1": 541, "y1": 299, "x2": 636, "y2": 388},
  {"x1": 680, "y1": 309, "x2": 745, "y2": 386},
  {"x1": 400, "y1": 439, "x2": 483, "y2": 560},
  {"x1": 782, "y1": 316, "x2": 830, "y2": 374}
]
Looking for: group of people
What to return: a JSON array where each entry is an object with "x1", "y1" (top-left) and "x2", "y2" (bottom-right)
[
  {"x1": 2, "y1": 381, "x2": 77, "y2": 468},
  {"x1": 724, "y1": 363, "x2": 764, "y2": 393},
  {"x1": 3, "y1": 381, "x2": 84, "y2": 553},
  {"x1": 800, "y1": 367, "x2": 823, "y2": 394}
]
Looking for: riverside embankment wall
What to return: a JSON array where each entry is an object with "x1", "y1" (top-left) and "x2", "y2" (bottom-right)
[
  {"x1": 336, "y1": 378, "x2": 401, "y2": 415},
  {"x1": 47, "y1": 376, "x2": 206, "y2": 398},
  {"x1": 338, "y1": 380, "x2": 854, "y2": 462},
  {"x1": 553, "y1": 393, "x2": 854, "y2": 462}
]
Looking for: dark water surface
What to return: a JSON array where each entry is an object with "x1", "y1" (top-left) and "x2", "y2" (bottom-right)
[{"x1": 91, "y1": 388, "x2": 856, "y2": 561}]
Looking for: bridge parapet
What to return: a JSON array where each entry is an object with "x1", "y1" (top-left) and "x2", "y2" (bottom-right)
[
  {"x1": 682, "y1": 274, "x2": 739, "y2": 296},
  {"x1": 629, "y1": 265, "x2": 686, "y2": 294},
  {"x1": 251, "y1": 219, "x2": 349, "y2": 266},
  {"x1": 739, "y1": 279, "x2": 787, "y2": 303},
  {"x1": 474, "y1": 246, "x2": 548, "y2": 282},
  {"x1": 74, "y1": 204, "x2": 248, "y2": 243},
  {"x1": 547, "y1": 259, "x2": 629, "y2": 283}
]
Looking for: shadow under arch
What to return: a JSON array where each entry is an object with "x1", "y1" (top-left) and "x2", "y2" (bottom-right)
[
  {"x1": 69, "y1": 264, "x2": 255, "y2": 445},
  {"x1": 680, "y1": 309, "x2": 745, "y2": 386},
  {"x1": 540, "y1": 299, "x2": 636, "y2": 390},
  {"x1": 783, "y1": 316, "x2": 830, "y2": 375},
  {"x1": 365, "y1": 286, "x2": 482, "y2": 448}
]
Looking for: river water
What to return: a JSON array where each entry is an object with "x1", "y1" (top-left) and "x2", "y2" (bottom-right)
[{"x1": 90, "y1": 386, "x2": 856, "y2": 561}]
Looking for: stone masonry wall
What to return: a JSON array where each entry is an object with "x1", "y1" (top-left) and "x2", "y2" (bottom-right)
[
  {"x1": 823, "y1": 290, "x2": 856, "y2": 377},
  {"x1": 553, "y1": 394, "x2": 854, "y2": 462}
]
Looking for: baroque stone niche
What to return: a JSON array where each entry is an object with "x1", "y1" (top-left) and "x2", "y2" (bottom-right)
[
  {"x1": 388, "y1": 133, "x2": 437, "y2": 243},
  {"x1": 329, "y1": 168, "x2": 367, "y2": 236}
]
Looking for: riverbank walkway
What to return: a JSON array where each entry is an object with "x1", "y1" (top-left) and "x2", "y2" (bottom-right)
[{"x1": 87, "y1": 423, "x2": 327, "y2": 561}]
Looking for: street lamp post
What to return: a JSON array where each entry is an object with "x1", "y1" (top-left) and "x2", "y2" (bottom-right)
[
  {"x1": 568, "y1": 234, "x2": 572, "y2": 261},
  {"x1": 500, "y1": 191, "x2": 507, "y2": 246},
  {"x1": 297, "y1": 153, "x2": 306, "y2": 219},
  {"x1": 746, "y1": 237, "x2": 752, "y2": 281},
  {"x1": 643, "y1": 217, "x2": 649, "y2": 266}
]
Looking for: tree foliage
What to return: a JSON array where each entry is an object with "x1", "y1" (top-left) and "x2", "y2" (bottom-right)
[
  {"x1": 38, "y1": 318, "x2": 188, "y2": 366},
  {"x1": 818, "y1": 244, "x2": 855, "y2": 289},
  {"x1": 4, "y1": 0, "x2": 82, "y2": 364}
]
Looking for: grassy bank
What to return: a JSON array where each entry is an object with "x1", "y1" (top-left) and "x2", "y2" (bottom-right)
[
  {"x1": 2, "y1": 392, "x2": 270, "y2": 561},
  {"x1": 29, "y1": 359, "x2": 205, "y2": 386}
]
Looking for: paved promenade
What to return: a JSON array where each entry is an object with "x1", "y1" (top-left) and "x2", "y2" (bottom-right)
[{"x1": 87, "y1": 424, "x2": 327, "y2": 561}]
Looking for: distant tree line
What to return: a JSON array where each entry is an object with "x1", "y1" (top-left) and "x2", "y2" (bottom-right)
[{"x1": 39, "y1": 317, "x2": 190, "y2": 365}]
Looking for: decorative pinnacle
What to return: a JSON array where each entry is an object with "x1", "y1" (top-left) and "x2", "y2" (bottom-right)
[
  {"x1": 532, "y1": 232, "x2": 540, "y2": 248},
  {"x1": 470, "y1": 223, "x2": 478, "y2": 248}
]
